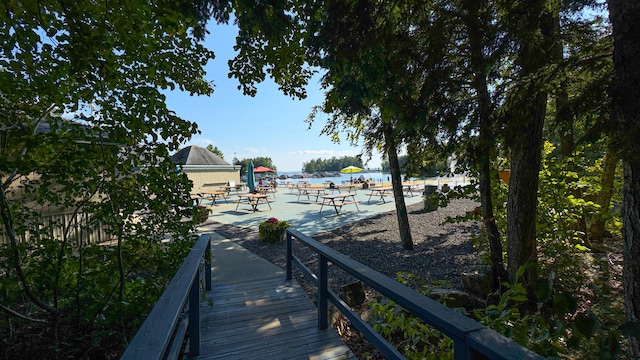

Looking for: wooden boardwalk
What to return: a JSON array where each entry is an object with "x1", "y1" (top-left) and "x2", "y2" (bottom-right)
[{"x1": 193, "y1": 277, "x2": 354, "y2": 359}]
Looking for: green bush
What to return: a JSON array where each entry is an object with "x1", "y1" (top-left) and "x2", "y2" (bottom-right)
[
  {"x1": 366, "y1": 273, "x2": 455, "y2": 359},
  {"x1": 193, "y1": 205, "x2": 210, "y2": 224},
  {"x1": 258, "y1": 217, "x2": 291, "y2": 243}
]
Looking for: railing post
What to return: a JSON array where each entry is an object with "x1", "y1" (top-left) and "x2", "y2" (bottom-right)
[
  {"x1": 286, "y1": 231, "x2": 292, "y2": 280},
  {"x1": 454, "y1": 337, "x2": 471, "y2": 360},
  {"x1": 318, "y1": 254, "x2": 328, "y2": 330},
  {"x1": 205, "y1": 238, "x2": 212, "y2": 291},
  {"x1": 188, "y1": 280, "x2": 201, "y2": 356}
]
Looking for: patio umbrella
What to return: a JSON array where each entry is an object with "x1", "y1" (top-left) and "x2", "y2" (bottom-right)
[
  {"x1": 247, "y1": 161, "x2": 256, "y2": 191},
  {"x1": 254, "y1": 166, "x2": 276, "y2": 173},
  {"x1": 340, "y1": 165, "x2": 362, "y2": 174}
]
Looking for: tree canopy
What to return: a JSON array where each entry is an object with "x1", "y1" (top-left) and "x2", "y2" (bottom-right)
[
  {"x1": 236, "y1": 156, "x2": 276, "y2": 175},
  {"x1": 3, "y1": 0, "x2": 638, "y2": 358},
  {"x1": 206, "y1": 144, "x2": 225, "y2": 159},
  {"x1": 210, "y1": 0, "x2": 637, "y2": 357},
  {"x1": 1, "y1": 0, "x2": 215, "y2": 357}
]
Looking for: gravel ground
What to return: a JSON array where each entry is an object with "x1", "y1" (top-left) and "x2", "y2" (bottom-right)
[{"x1": 208, "y1": 198, "x2": 482, "y2": 292}]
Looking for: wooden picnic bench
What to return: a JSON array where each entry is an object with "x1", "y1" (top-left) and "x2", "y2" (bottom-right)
[
  {"x1": 256, "y1": 185, "x2": 277, "y2": 198},
  {"x1": 191, "y1": 191, "x2": 229, "y2": 205},
  {"x1": 296, "y1": 187, "x2": 327, "y2": 202},
  {"x1": 367, "y1": 186, "x2": 394, "y2": 203},
  {"x1": 235, "y1": 193, "x2": 271, "y2": 212},
  {"x1": 401, "y1": 183, "x2": 422, "y2": 197},
  {"x1": 318, "y1": 193, "x2": 361, "y2": 215}
]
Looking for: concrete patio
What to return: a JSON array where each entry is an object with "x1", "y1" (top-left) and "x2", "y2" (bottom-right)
[{"x1": 196, "y1": 181, "x2": 442, "y2": 236}]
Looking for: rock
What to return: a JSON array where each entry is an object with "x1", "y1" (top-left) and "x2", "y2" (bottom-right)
[
  {"x1": 427, "y1": 288, "x2": 472, "y2": 308},
  {"x1": 340, "y1": 281, "x2": 366, "y2": 308},
  {"x1": 460, "y1": 268, "x2": 494, "y2": 298},
  {"x1": 329, "y1": 304, "x2": 342, "y2": 327}
]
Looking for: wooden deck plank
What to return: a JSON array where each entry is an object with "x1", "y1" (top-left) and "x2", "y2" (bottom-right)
[
  {"x1": 193, "y1": 277, "x2": 354, "y2": 360},
  {"x1": 202, "y1": 317, "x2": 320, "y2": 347},
  {"x1": 206, "y1": 290, "x2": 310, "y2": 310},
  {"x1": 203, "y1": 309, "x2": 317, "y2": 333}
]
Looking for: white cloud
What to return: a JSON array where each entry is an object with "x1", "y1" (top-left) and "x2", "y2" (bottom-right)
[{"x1": 195, "y1": 138, "x2": 214, "y2": 146}]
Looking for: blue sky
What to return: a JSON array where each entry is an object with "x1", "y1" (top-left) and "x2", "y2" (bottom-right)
[{"x1": 164, "y1": 22, "x2": 383, "y2": 172}]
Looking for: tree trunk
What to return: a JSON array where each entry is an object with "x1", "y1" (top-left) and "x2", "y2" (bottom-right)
[
  {"x1": 384, "y1": 124, "x2": 413, "y2": 250},
  {"x1": 506, "y1": 96, "x2": 545, "y2": 287},
  {"x1": 556, "y1": 87, "x2": 575, "y2": 158},
  {"x1": 505, "y1": 7, "x2": 554, "y2": 290},
  {"x1": 608, "y1": 0, "x2": 640, "y2": 356},
  {"x1": 589, "y1": 145, "x2": 619, "y2": 242},
  {"x1": 622, "y1": 161, "x2": 640, "y2": 357},
  {"x1": 462, "y1": 0, "x2": 507, "y2": 290}
]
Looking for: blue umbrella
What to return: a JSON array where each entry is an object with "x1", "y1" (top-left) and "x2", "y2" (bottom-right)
[{"x1": 247, "y1": 161, "x2": 256, "y2": 192}]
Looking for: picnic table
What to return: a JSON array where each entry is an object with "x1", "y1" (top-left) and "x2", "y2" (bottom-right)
[
  {"x1": 401, "y1": 183, "x2": 422, "y2": 197},
  {"x1": 219, "y1": 185, "x2": 238, "y2": 195},
  {"x1": 296, "y1": 187, "x2": 327, "y2": 202},
  {"x1": 235, "y1": 193, "x2": 271, "y2": 212},
  {"x1": 334, "y1": 183, "x2": 358, "y2": 193},
  {"x1": 319, "y1": 193, "x2": 361, "y2": 215},
  {"x1": 289, "y1": 182, "x2": 311, "y2": 193},
  {"x1": 191, "y1": 191, "x2": 228, "y2": 205},
  {"x1": 368, "y1": 184, "x2": 422, "y2": 203},
  {"x1": 367, "y1": 186, "x2": 394, "y2": 203},
  {"x1": 256, "y1": 186, "x2": 277, "y2": 198}
]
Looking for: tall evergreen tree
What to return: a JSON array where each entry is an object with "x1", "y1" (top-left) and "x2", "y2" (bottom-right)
[
  {"x1": 607, "y1": 0, "x2": 640, "y2": 356},
  {"x1": 498, "y1": 0, "x2": 556, "y2": 290}
]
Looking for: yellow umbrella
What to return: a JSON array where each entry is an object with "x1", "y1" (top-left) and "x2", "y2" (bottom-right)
[{"x1": 340, "y1": 165, "x2": 362, "y2": 174}]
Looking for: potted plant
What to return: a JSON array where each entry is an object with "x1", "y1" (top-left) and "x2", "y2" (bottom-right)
[
  {"x1": 193, "y1": 205, "x2": 210, "y2": 224},
  {"x1": 258, "y1": 217, "x2": 291, "y2": 243}
]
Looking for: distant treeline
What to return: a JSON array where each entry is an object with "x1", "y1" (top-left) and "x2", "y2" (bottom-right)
[
  {"x1": 234, "y1": 156, "x2": 276, "y2": 175},
  {"x1": 302, "y1": 156, "x2": 363, "y2": 173},
  {"x1": 302, "y1": 155, "x2": 448, "y2": 177}
]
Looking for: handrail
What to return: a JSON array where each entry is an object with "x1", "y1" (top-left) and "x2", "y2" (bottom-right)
[
  {"x1": 285, "y1": 229, "x2": 543, "y2": 360},
  {"x1": 121, "y1": 234, "x2": 212, "y2": 360}
]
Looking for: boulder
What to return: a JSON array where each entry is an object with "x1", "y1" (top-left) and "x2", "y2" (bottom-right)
[
  {"x1": 460, "y1": 268, "x2": 494, "y2": 298},
  {"x1": 340, "y1": 281, "x2": 366, "y2": 308},
  {"x1": 427, "y1": 288, "x2": 472, "y2": 309}
]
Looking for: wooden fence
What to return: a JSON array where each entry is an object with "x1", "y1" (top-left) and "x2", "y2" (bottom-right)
[{"x1": 0, "y1": 211, "x2": 115, "y2": 245}]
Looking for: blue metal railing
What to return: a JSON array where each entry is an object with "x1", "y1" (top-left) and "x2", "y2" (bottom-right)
[
  {"x1": 120, "y1": 234, "x2": 211, "y2": 360},
  {"x1": 285, "y1": 228, "x2": 543, "y2": 360}
]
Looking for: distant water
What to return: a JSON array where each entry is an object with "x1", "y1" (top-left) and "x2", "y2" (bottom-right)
[
  {"x1": 277, "y1": 171, "x2": 391, "y2": 185},
  {"x1": 275, "y1": 171, "x2": 472, "y2": 188}
]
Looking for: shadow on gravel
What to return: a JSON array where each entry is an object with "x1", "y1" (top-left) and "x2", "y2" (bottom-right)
[{"x1": 207, "y1": 199, "x2": 482, "y2": 290}]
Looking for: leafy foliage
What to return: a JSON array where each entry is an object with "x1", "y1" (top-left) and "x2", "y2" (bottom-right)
[
  {"x1": 206, "y1": 144, "x2": 225, "y2": 159},
  {"x1": 381, "y1": 155, "x2": 449, "y2": 177},
  {"x1": 367, "y1": 273, "x2": 454, "y2": 360},
  {"x1": 258, "y1": 217, "x2": 291, "y2": 243},
  {"x1": 473, "y1": 262, "x2": 624, "y2": 359},
  {"x1": 236, "y1": 157, "x2": 276, "y2": 175},
  {"x1": 0, "y1": 0, "x2": 214, "y2": 357}
]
